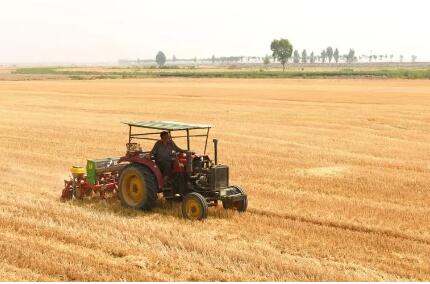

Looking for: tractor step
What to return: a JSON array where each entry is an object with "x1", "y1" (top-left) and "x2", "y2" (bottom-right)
[
  {"x1": 165, "y1": 193, "x2": 183, "y2": 202},
  {"x1": 162, "y1": 186, "x2": 175, "y2": 198}
]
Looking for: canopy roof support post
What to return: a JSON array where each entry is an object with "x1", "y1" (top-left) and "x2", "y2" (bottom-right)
[
  {"x1": 204, "y1": 127, "x2": 210, "y2": 154},
  {"x1": 128, "y1": 125, "x2": 131, "y2": 143},
  {"x1": 186, "y1": 129, "x2": 190, "y2": 151}
]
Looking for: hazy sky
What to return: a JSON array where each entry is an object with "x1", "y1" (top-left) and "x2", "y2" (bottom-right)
[{"x1": 1, "y1": 0, "x2": 429, "y2": 63}]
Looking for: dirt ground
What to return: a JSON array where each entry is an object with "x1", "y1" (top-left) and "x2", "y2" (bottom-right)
[{"x1": 0, "y1": 78, "x2": 429, "y2": 281}]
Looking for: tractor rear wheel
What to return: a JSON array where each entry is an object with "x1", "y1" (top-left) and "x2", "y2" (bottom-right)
[
  {"x1": 182, "y1": 192, "x2": 208, "y2": 220},
  {"x1": 222, "y1": 186, "x2": 248, "y2": 212},
  {"x1": 118, "y1": 164, "x2": 157, "y2": 210}
]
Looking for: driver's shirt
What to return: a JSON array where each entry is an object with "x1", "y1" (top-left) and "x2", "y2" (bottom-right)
[{"x1": 150, "y1": 140, "x2": 183, "y2": 161}]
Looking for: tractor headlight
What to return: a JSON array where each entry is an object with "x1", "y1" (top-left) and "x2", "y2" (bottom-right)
[
  {"x1": 219, "y1": 187, "x2": 227, "y2": 197},
  {"x1": 199, "y1": 175, "x2": 207, "y2": 183}
]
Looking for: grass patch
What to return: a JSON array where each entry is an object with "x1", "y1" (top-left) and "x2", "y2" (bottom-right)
[
  {"x1": 13, "y1": 67, "x2": 430, "y2": 79},
  {"x1": 13, "y1": 67, "x2": 59, "y2": 75}
]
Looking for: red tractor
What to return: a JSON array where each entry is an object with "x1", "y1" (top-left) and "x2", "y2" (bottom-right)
[{"x1": 62, "y1": 121, "x2": 247, "y2": 220}]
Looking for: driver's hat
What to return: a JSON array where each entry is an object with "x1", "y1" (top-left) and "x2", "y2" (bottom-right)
[{"x1": 160, "y1": 131, "x2": 169, "y2": 138}]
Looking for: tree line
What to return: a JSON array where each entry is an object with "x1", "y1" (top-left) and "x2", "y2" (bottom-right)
[
  {"x1": 271, "y1": 39, "x2": 356, "y2": 71},
  {"x1": 152, "y1": 39, "x2": 417, "y2": 69},
  {"x1": 269, "y1": 38, "x2": 418, "y2": 71}
]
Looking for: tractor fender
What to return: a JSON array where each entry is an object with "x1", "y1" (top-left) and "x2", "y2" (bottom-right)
[{"x1": 119, "y1": 155, "x2": 164, "y2": 191}]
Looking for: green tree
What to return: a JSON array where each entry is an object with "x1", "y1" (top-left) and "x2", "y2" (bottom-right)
[
  {"x1": 156, "y1": 51, "x2": 166, "y2": 67},
  {"x1": 333, "y1": 48, "x2": 339, "y2": 63},
  {"x1": 310, "y1": 51, "x2": 315, "y2": 63},
  {"x1": 263, "y1": 55, "x2": 270, "y2": 66},
  {"x1": 326, "y1": 46, "x2": 334, "y2": 63},
  {"x1": 321, "y1": 50, "x2": 327, "y2": 63},
  {"x1": 301, "y1": 49, "x2": 307, "y2": 63},
  {"x1": 293, "y1": 50, "x2": 300, "y2": 63},
  {"x1": 347, "y1": 49, "x2": 355, "y2": 63},
  {"x1": 270, "y1": 38, "x2": 293, "y2": 71}
]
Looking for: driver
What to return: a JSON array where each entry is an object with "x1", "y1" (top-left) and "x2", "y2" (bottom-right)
[{"x1": 150, "y1": 131, "x2": 185, "y2": 179}]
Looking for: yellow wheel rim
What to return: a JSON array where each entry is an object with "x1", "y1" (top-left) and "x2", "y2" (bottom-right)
[
  {"x1": 122, "y1": 171, "x2": 146, "y2": 207},
  {"x1": 185, "y1": 198, "x2": 202, "y2": 220}
]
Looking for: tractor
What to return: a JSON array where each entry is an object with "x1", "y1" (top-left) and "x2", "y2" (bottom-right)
[{"x1": 61, "y1": 120, "x2": 247, "y2": 220}]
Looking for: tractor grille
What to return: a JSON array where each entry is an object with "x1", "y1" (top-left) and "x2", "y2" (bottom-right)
[{"x1": 210, "y1": 165, "x2": 229, "y2": 190}]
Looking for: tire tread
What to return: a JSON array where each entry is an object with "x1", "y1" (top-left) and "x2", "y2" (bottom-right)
[{"x1": 118, "y1": 164, "x2": 157, "y2": 210}]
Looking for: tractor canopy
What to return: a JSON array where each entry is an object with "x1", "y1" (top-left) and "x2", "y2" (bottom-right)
[{"x1": 122, "y1": 120, "x2": 212, "y2": 153}]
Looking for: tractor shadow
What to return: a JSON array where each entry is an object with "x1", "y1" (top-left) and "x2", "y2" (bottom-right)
[
  {"x1": 65, "y1": 196, "x2": 141, "y2": 218},
  {"x1": 152, "y1": 198, "x2": 238, "y2": 220},
  {"x1": 66, "y1": 194, "x2": 236, "y2": 220}
]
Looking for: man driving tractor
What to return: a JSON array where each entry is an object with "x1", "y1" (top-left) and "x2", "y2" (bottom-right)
[{"x1": 149, "y1": 131, "x2": 185, "y2": 180}]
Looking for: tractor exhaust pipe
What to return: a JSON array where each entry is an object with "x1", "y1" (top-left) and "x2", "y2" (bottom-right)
[{"x1": 213, "y1": 138, "x2": 218, "y2": 165}]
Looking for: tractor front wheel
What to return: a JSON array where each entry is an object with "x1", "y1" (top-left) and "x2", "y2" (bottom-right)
[
  {"x1": 182, "y1": 192, "x2": 208, "y2": 220},
  {"x1": 118, "y1": 164, "x2": 157, "y2": 210},
  {"x1": 222, "y1": 186, "x2": 248, "y2": 212}
]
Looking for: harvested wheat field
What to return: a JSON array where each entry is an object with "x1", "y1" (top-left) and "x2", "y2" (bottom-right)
[{"x1": 0, "y1": 78, "x2": 429, "y2": 281}]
